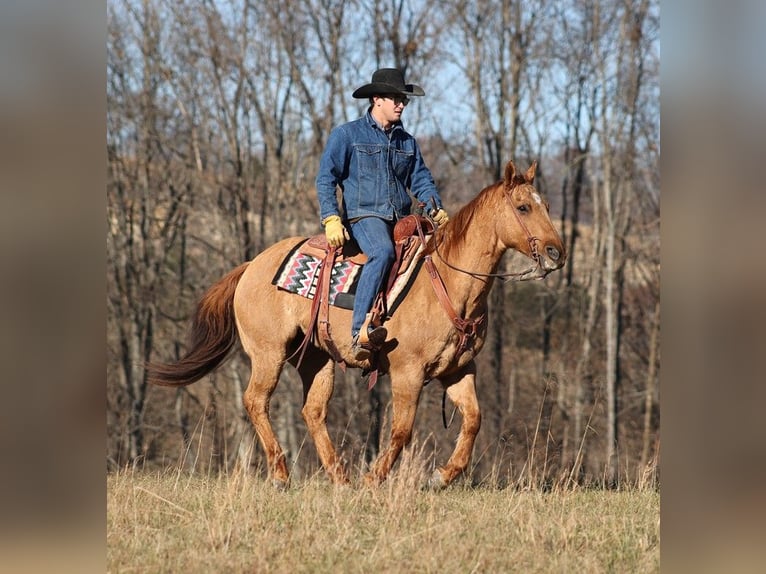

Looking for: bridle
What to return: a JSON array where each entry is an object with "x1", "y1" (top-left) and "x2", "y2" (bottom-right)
[
  {"x1": 431, "y1": 184, "x2": 546, "y2": 283},
  {"x1": 412, "y1": 184, "x2": 549, "y2": 362}
]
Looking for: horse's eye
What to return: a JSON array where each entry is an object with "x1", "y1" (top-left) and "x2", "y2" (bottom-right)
[{"x1": 518, "y1": 204, "x2": 530, "y2": 213}]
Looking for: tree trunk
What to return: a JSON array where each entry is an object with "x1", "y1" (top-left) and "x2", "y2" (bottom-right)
[{"x1": 641, "y1": 301, "x2": 660, "y2": 468}]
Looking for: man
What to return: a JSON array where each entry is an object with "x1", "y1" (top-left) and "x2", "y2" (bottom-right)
[{"x1": 315, "y1": 68, "x2": 449, "y2": 361}]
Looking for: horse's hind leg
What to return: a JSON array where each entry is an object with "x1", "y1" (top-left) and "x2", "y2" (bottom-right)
[
  {"x1": 431, "y1": 363, "x2": 481, "y2": 489},
  {"x1": 295, "y1": 350, "x2": 349, "y2": 485},
  {"x1": 242, "y1": 356, "x2": 290, "y2": 488}
]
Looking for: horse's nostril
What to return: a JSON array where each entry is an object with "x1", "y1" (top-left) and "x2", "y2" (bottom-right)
[{"x1": 546, "y1": 246, "x2": 560, "y2": 261}]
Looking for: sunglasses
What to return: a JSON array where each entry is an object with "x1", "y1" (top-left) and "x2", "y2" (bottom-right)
[{"x1": 381, "y1": 95, "x2": 410, "y2": 107}]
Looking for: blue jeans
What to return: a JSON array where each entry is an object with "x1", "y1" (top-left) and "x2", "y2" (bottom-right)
[{"x1": 349, "y1": 216, "x2": 395, "y2": 338}]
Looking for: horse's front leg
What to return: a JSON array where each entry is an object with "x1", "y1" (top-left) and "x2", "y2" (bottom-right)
[
  {"x1": 431, "y1": 362, "x2": 481, "y2": 489},
  {"x1": 365, "y1": 379, "x2": 423, "y2": 485}
]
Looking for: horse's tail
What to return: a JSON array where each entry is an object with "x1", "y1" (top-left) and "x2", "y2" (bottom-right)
[{"x1": 147, "y1": 262, "x2": 250, "y2": 387}]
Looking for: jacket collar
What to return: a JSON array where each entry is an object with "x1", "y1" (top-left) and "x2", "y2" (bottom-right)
[{"x1": 365, "y1": 110, "x2": 403, "y2": 134}]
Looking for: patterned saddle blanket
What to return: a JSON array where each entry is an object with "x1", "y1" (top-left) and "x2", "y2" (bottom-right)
[{"x1": 271, "y1": 217, "x2": 431, "y2": 315}]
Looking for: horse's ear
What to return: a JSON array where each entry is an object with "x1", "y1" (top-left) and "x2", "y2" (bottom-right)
[
  {"x1": 525, "y1": 160, "x2": 538, "y2": 183},
  {"x1": 504, "y1": 161, "x2": 517, "y2": 186}
]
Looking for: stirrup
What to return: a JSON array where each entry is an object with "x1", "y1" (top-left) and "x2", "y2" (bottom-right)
[
  {"x1": 351, "y1": 341, "x2": 372, "y2": 362},
  {"x1": 352, "y1": 325, "x2": 387, "y2": 362},
  {"x1": 357, "y1": 325, "x2": 387, "y2": 348}
]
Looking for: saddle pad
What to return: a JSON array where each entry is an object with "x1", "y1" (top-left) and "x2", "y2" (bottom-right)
[
  {"x1": 272, "y1": 238, "x2": 426, "y2": 313},
  {"x1": 272, "y1": 240, "x2": 360, "y2": 309}
]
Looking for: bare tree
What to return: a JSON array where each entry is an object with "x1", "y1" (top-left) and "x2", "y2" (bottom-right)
[
  {"x1": 590, "y1": 0, "x2": 656, "y2": 486},
  {"x1": 107, "y1": 0, "x2": 193, "y2": 463},
  {"x1": 547, "y1": 0, "x2": 601, "y2": 478}
]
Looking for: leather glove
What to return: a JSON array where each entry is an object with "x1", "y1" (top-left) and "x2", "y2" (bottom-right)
[
  {"x1": 322, "y1": 215, "x2": 350, "y2": 248},
  {"x1": 432, "y1": 208, "x2": 449, "y2": 226}
]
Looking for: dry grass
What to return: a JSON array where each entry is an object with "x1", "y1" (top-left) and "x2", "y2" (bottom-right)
[{"x1": 107, "y1": 451, "x2": 659, "y2": 574}]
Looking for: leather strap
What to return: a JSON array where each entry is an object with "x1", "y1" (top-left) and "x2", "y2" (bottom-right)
[
  {"x1": 416, "y1": 216, "x2": 484, "y2": 357},
  {"x1": 290, "y1": 247, "x2": 346, "y2": 371},
  {"x1": 317, "y1": 248, "x2": 346, "y2": 368},
  {"x1": 423, "y1": 255, "x2": 484, "y2": 357},
  {"x1": 365, "y1": 368, "x2": 379, "y2": 391}
]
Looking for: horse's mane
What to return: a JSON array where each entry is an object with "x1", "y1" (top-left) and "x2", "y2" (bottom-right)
[{"x1": 426, "y1": 179, "x2": 511, "y2": 260}]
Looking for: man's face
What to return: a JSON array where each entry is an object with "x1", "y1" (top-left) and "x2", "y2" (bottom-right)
[{"x1": 375, "y1": 94, "x2": 409, "y2": 124}]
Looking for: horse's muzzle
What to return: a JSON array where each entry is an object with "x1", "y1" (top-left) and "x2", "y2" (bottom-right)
[
  {"x1": 545, "y1": 245, "x2": 562, "y2": 262},
  {"x1": 532, "y1": 243, "x2": 565, "y2": 279}
]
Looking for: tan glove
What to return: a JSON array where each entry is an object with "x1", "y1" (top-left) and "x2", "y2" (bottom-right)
[
  {"x1": 322, "y1": 215, "x2": 350, "y2": 248},
  {"x1": 432, "y1": 208, "x2": 449, "y2": 226}
]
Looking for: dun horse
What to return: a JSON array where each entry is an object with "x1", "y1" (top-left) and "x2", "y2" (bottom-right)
[{"x1": 148, "y1": 160, "x2": 566, "y2": 488}]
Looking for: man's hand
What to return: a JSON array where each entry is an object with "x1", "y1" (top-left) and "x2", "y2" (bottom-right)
[
  {"x1": 432, "y1": 208, "x2": 449, "y2": 226},
  {"x1": 322, "y1": 215, "x2": 350, "y2": 248}
]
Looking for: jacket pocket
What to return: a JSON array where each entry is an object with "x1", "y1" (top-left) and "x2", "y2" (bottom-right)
[
  {"x1": 354, "y1": 144, "x2": 383, "y2": 174},
  {"x1": 392, "y1": 147, "x2": 414, "y2": 179}
]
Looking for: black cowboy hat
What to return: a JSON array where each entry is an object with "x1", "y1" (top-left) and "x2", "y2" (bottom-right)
[{"x1": 352, "y1": 68, "x2": 425, "y2": 99}]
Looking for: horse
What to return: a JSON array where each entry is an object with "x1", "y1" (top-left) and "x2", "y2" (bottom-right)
[{"x1": 147, "y1": 160, "x2": 566, "y2": 488}]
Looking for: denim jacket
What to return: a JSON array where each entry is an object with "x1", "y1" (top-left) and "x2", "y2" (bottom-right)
[{"x1": 316, "y1": 111, "x2": 443, "y2": 223}]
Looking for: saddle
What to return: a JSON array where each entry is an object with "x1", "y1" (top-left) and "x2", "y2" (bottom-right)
[
  {"x1": 299, "y1": 214, "x2": 432, "y2": 274},
  {"x1": 292, "y1": 215, "x2": 434, "y2": 372}
]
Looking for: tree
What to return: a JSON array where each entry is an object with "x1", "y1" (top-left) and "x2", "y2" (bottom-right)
[
  {"x1": 107, "y1": 0, "x2": 193, "y2": 464},
  {"x1": 591, "y1": 0, "x2": 657, "y2": 486}
]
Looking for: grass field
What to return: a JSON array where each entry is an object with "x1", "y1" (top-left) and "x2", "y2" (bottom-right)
[{"x1": 107, "y1": 460, "x2": 659, "y2": 573}]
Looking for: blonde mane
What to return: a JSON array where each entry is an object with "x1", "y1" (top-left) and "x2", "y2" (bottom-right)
[{"x1": 426, "y1": 179, "x2": 509, "y2": 260}]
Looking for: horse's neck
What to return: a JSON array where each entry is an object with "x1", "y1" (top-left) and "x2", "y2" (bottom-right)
[{"x1": 433, "y1": 217, "x2": 505, "y2": 316}]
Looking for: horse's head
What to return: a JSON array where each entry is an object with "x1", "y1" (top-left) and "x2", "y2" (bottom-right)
[{"x1": 499, "y1": 160, "x2": 566, "y2": 278}]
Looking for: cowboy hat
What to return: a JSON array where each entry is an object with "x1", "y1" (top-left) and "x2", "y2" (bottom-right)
[{"x1": 352, "y1": 68, "x2": 425, "y2": 99}]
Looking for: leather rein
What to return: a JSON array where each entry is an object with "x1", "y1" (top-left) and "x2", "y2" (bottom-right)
[
  {"x1": 415, "y1": 217, "x2": 485, "y2": 358},
  {"x1": 415, "y1": 186, "x2": 545, "y2": 361},
  {"x1": 431, "y1": 185, "x2": 545, "y2": 283},
  {"x1": 415, "y1": 186, "x2": 544, "y2": 358}
]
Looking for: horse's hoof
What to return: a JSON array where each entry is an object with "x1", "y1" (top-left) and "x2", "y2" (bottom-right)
[
  {"x1": 330, "y1": 474, "x2": 352, "y2": 487},
  {"x1": 333, "y1": 479, "x2": 352, "y2": 488},
  {"x1": 363, "y1": 472, "x2": 383, "y2": 488},
  {"x1": 427, "y1": 469, "x2": 448, "y2": 490},
  {"x1": 272, "y1": 478, "x2": 289, "y2": 491}
]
